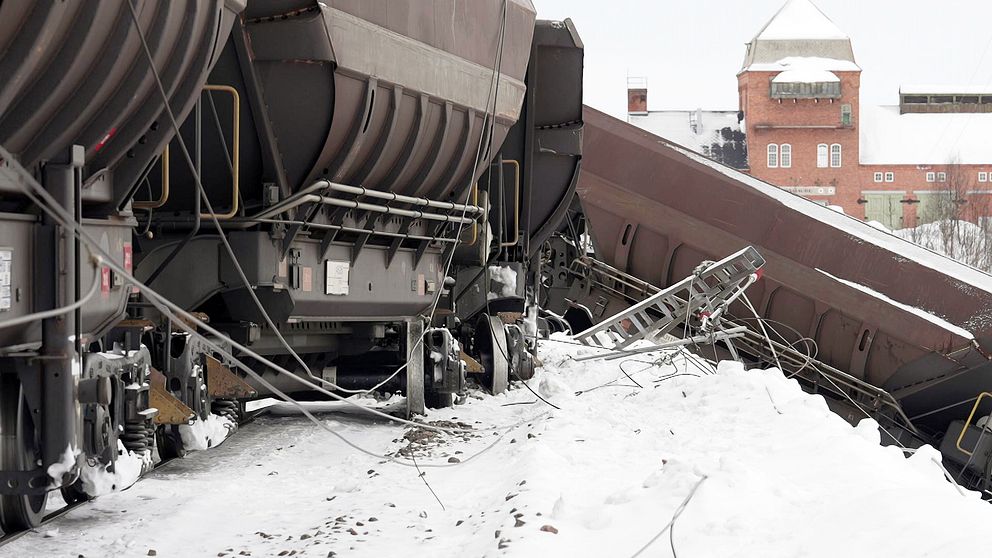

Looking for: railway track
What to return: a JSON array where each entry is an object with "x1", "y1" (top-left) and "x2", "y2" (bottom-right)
[
  {"x1": 0, "y1": 456, "x2": 179, "y2": 548},
  {"x1": 0, "y1": 407, "x2": 271, "y2": 548}
]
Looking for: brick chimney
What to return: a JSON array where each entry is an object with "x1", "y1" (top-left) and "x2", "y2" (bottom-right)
[{"x1": 627, "y1": 77, "x2": 648, "y2": 115}]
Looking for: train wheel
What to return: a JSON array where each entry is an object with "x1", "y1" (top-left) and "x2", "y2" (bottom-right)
[
  {"x1": 155, "y1": 426, "x2": 186, "y2": 460},
  {"x1": 0, "y1": 375, "x2": 48, "y2": 532},
  {"x1": 60, "y1": 479, "x2": 91, "y2": 505},
  {"x1": 425, "y1": 390, "x2": 454, "y2": 409},
  {"x1": 474, "y1": 315, "x2": 509, "y2": 395}
]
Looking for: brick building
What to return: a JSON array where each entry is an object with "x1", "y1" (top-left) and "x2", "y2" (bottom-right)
[{"x1": 631, "y1": 0, "x2": 992, "y2": 230}]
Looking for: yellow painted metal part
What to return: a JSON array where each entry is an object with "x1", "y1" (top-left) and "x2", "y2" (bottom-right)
[
  {"x1": 115, "y1": 318, "x2": 156, "y2": 331},
  {"x1": 133, "y1": 145, "x2": 169, "y2": 209},
  {"x1": 149, "y1": 367, "x2": 195, "y2": 425},
  {"x1": 498, "y1": 159, "x2": 520, "y2": 248},
  {"x1": 955, "y1": 391, "x2": 992, "y2": 456},
  {"x1": 205, "y1": 355, "x2": 257, "y2": 399},
  {"x1": 497, "y1": 311, "x2": 523, "y2": 324},
  {"x1": 175, "y1": 311, "x2": 210, "y2": 332},
  {"x1": 465, "y1": 182, "x2": 480, "y2": 246},
  {"x1": 461, "y1": 350, "x2": 484, "y2": 374},
  {"x1": 134, "y1": 84, "x2": 240, "y2": 215},
  {"x1": 199, "y1": 84, "x2": 240, "y2": 220}
]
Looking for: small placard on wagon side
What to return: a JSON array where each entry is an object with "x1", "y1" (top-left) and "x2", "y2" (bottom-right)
[{"x1": 325, "y1": 261, "x2": 350, "y2": 295}]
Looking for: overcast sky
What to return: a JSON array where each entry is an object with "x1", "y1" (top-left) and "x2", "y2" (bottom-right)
[{"x1": 531, "y1": 0, "x2": 992, "y2": 118}]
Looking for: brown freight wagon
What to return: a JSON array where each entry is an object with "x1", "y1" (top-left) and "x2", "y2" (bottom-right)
[{"x1": 558, "y1": 106, "x2": 992, "y2": 465}]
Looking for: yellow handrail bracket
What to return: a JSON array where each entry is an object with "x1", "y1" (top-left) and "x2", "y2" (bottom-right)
[
  {"x1": 133, "y1": 144, "x2": 169, "y2": 210},
  {"x1": 955, "y1": 391, "x2": 992, "y2": 456},
  {"x1": 498, "y1": 159, "x2": 520, "y2": 248},
  {"x1": 200, "y1": 84, "x2": 240, "y2": 220}
]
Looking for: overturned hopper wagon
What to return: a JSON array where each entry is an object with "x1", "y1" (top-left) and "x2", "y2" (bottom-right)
[{"x1": 547, "y1": 106, "x2": 992, "y2": 486}]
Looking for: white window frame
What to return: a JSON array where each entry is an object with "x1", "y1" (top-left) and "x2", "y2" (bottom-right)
[
  {"x1": 767, "y1": 144, "x2": 779, "y2": 168},
  {"x1": 780, "y1": 144, "x2": 792, "y2": 168},
  {"x1": 980, "y1": 172, "x2": 989, "y2": 183},
  {"x1": 873, "y1": 172, "x2": 883, "y2": 183},
  {"x1": 884, "y1": 172, "x2": 894, "y2": 183},
  {"x1": 817, "y1": 144, "x2": 828, "y2": 168},
  {"x1": 830, "y1": 143, "x2": 842, "y2": 168},
  {"x1": 926, "y1": 172, "x2": 935, "y2": 182},
  {"x1": 937, "y1": 171, "x2": 947, "y2": 182}
]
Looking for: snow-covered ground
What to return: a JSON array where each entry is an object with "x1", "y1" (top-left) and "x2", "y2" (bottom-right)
[
  {"x1": 10, "y1": 338, "x2": 992, "y2": 558},
  {"x1": 893, "y1": 219, "x2": 992, "y2": 272}
]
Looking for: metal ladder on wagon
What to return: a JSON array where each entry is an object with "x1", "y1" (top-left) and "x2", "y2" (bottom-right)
[{"x1": 570, "y1": 246, "x2": 764, "y2": 359}]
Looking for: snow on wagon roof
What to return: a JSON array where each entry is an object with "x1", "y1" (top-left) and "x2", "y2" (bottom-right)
[{"x1": 817, "y1": 269, "x2": 975, "y2": 339}]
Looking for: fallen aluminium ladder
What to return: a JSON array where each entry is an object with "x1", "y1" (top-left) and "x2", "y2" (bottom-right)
[
  {"x1": 561, "y1": 249, "x2": 919, "y2": 437},
  {"x1": 571, "y1": 246, "x2": 765, "y2": 351}
]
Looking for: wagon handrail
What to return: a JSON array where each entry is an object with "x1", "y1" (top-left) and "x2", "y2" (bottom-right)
[{"x1": 955, "y1": 391, "x2": 992, "y2": 457}]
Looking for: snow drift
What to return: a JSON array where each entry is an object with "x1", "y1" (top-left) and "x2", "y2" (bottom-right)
[{"x1": 9, "y1": 338, "x2": 992, "y2": 558}]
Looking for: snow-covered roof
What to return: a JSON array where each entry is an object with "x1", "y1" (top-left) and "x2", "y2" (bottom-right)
[
  {"x1": 900, "y1": 85, "x2": 992, "y2": 96},
  {"x1": 755, "y1": 0, "x2": 848, "y2": 41},
  {"x1": 741, "y1": 0, "x2": 857, "y2": 72},
  {"x1": 748, "y1": 56, "x2": 860, "y2": 73},
  {"x1": 772, "y1": 68, "x2": 840, "y2": 84},
  {"x1": 630, "y1": 110, "x2": 740, "y2": 146},
  {"x1": 859, "y1": 105, "x2": 992, "y2": 165},
  {"x1": 629, "y1": 110, "x2": 746, "y2": 168}
]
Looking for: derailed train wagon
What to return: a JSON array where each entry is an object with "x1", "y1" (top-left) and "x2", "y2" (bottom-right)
[
  {"x1": 0, "y1": 0, "x2": 244, "y2": 530},
  {"x1": 0, "y1": 0, "x2": 583, "y2": 533},
  {"x1": 131, "y1": 0, "x2": 544, "y2": 408},
  {"x1": 548, "y1": 106, "x2": 992, "y2": 488}
]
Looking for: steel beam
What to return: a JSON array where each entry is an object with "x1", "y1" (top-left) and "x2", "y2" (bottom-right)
[
  {"x1": 405, "y1": 318, "x2": 425, "y2": 418},
  {"x1": 40, "y1": 145, "x2": 82, "y2": 477}
]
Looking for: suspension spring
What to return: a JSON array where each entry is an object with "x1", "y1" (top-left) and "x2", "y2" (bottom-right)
[
  {"x1": 144, "y1": 421, "x2": 155, "y2": 454},
  {"x1": 121, "y1": 422, "x2": 148, "y2": 454},
  {"x1": 212, "y1": 399, "x2": 240, "y2": 426}
]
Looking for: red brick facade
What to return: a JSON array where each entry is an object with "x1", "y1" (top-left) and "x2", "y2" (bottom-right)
[
  {"x1": 740, "y1": 70, "x2": 860, "y2": 206},
  {"x1": 739, "y1": 62, "x2": 992, "y2": 229}
]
